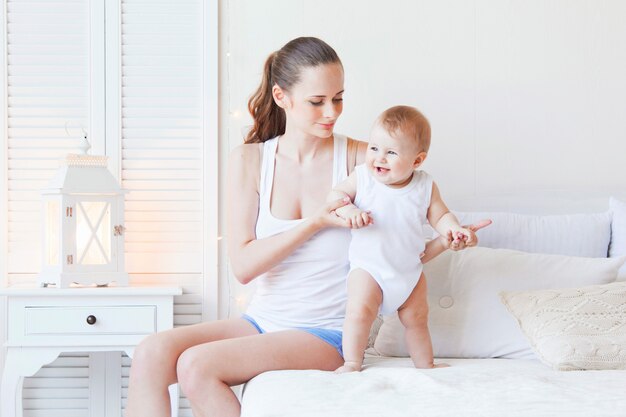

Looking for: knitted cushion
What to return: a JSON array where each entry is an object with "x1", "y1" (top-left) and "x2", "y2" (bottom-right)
[{"x1": 500, "y1": 281, "x2": 626, "y2": 370}]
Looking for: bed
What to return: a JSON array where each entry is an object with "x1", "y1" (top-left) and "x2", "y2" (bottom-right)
[
  {"x1": 241, "y1": 357, "x2": 626, "y2": 417},
  {"x1": 238, "y1": 192, "x2": 626, "y2": 417}
]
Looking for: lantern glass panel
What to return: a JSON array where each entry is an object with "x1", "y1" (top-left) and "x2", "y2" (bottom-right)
[
  {"x1": 76, "y1": 201, "x2": 111, "y2": 265},
  {"x1": 45, "y1": 200, "x2": 60, "y2": 266}
]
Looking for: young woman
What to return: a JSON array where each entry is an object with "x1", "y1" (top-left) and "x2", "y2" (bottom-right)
[{"x1": 126, "y1": 37, "x2": 479, "y2": 417}]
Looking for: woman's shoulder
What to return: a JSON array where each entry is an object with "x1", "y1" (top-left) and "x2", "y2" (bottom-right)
[
  {"x1": 228, "y1": 142, "x2": 264, "y2": 186},
  {"x1": 229, "y1": 142, "x2": 263, "y2": 164},
  {"x1": 345, "y1": 136, "x2": 368, "y2": 171},
  {"x1": 344, "y1": 135, "x2": 366, "y2": 146}
]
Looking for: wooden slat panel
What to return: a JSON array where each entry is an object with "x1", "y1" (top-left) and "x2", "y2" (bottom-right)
[
  {"x1": 6, "y1": 0, "x2": 89, "y2": 276},
  {"x1": 120, "y1": 0, "x2": 204, "y2": 276}
]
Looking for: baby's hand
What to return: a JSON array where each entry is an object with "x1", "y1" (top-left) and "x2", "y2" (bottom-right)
[
  {"x1": 343, "y1": 207, "x2": 373, "y2": 229},
  {"x1": 446, "y1": 228, "x2": 473, "y2": 250},
  {"x1": 439, "y1": 219, "x2": 492, "y2": 251},
  {"x1": 452, "y1": 227, "x2": 477, "y2": 246}
]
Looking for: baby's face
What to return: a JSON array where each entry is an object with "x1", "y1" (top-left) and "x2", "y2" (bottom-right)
[{"x1": 365, "y1": 123, "x2": 425, "y2": 188}]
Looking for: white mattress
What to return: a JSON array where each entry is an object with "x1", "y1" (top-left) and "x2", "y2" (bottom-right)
[{"x1": 241, "y1": 357, "x2": 626, "y2": 417}]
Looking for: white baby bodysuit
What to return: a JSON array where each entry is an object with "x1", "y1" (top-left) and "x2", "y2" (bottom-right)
[{"x1": 349, "y1": 164, "x2": 433, "y2": 315}]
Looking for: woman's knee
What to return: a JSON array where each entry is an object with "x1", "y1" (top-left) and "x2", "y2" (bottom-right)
[
  {"x1": 176, "y1": 345, "x2": 224, "y2": 398},
  {"x1": 131, "y1": 333, "x2": 179, "y2": 382}
]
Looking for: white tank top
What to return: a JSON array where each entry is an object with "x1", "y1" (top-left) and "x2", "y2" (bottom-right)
[
  {"x1": 349, "y1": 165, "x2": 433, "y2": 314},
  {"x1": 245, "y1": 134, "x2": 351, "y2": 332}
]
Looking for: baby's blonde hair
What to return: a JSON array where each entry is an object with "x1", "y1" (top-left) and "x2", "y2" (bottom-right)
[{"x1": 378, "y1": 105, "x2": 431, "y2": 153}]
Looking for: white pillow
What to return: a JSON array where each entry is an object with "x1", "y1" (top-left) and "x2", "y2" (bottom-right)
[
  {"x1": 373, "y1": 247, "x2": 625, "y2": 359},
  {"x1": 500, "y1": 281, "x2": 626, "y2": 370},
  {"x1": 609, "y1": 197, "x2": 626, "y2": 281},
  {"x1": 454, "y1": 211, "x2": 611, "y2": 258}
]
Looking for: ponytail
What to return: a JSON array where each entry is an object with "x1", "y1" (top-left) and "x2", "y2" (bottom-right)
[{"x1": 245, "y1": 53, "x2": 286, "y2": 143}]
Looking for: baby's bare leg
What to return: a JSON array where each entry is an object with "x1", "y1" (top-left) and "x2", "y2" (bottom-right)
[
  {"x1": 336, "y1": 268, "x2": 382, "y2": 373},
  {"x1": 397, "y1": 274, "x2": 446, "y2": 369}
]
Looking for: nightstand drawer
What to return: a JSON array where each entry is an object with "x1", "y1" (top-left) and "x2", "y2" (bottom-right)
[{"x1": 24, "y1": 306, "x2": 157, "y2": 336}]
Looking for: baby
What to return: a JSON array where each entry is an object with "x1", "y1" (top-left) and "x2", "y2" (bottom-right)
[{"x1": 329, "y1": 105, "x2": 477, "y2": 372}]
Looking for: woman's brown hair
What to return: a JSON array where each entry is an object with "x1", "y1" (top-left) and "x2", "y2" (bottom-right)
[{"x1": 245, "y1": 37, "x2": 342, "y2": 143}]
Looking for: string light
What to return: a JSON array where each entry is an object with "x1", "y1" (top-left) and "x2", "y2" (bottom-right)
[{"x1": 235, "y1": 295, "x2": 249, "y2": 309}]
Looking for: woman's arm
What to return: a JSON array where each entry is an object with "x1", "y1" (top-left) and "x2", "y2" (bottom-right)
[
  {"x1": 420, "y1": 235, "x2": 449, "y2": 264},
  {"x1": 226, "y1": 144, "x2": 349, "y2": 284},
  {"x1": 420, "y1": 220, "x2": 493, "y2": 263}
]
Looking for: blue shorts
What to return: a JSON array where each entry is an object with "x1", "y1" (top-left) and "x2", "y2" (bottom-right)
[{"x1": 242, "y1": 314, "x2": 343, "y2": 358}]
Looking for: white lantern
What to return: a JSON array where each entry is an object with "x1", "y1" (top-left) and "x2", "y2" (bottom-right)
[{"x1": 38, "y1": 143, "x2": 129, "y2": 288}]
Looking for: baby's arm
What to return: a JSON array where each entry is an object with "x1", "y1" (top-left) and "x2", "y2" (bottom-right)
[
  {"x1": 427, "y1": 182, "x2": 476, "y2": 248},
  {"x1": 327, "y1": 172, "x2": 372, "y2": 229}
]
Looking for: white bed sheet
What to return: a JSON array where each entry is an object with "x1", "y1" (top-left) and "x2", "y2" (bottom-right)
[{"x1": 241, "y1": 357, "x2": 626, "y2": 417}]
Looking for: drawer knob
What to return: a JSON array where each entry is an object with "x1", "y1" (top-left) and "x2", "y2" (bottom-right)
[{"x1": 86, "y1": 315, "x2": 97, "y2": 325}]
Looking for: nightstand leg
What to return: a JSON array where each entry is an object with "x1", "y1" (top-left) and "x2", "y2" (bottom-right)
[
  {"x1": 1, "y1": 349, "x2": 25, "y2": 417},
  {"x1": 169, "y1": 384, "x2": 179, "y2": 417},
  {"x1": 2, "y1": 348, "x2": 62, "y2": 417}
]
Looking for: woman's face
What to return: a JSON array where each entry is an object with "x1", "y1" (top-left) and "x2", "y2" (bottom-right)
[{"x1": 278, "y1": 63, "x2": 344, "y2": 138}]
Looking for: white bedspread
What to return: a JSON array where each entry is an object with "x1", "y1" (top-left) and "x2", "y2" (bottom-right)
[{"x1": 241, "y1": 357, "x2": 626, "y2": 417}]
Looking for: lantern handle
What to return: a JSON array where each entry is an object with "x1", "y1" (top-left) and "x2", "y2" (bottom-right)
[
  {"x1": 76, "y1": 133, "x2": 91, "y2": 155},
  {"x1": 64, "y1": 121, "x2": 91, "y2": 155}
]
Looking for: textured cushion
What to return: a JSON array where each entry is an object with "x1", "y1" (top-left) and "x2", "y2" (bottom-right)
[
  {"x1": 373, "y1": 247, "x2": 625, "y2": 359},
  {"x1": 609, "y1": 197, "x2": 626, "y2": 281},
  {"x1": 500, "y1": 281, "x2": 626, "y2": 370},
  {"x1": 454, "y1": 211, "x2": 611, "y2": 258}
]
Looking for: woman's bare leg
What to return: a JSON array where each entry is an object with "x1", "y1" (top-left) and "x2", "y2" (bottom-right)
[
  {"x1": 125, "y1": 318, "x2": 258, "y2": 417},
  {"x1": 335, "y1": 268, "x2": 382, "y2": 373},
  {"x1": 176, "y1": 330, "x2": 344, "y2": 417}
]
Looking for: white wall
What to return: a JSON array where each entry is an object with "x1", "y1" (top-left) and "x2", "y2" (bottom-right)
[
  {"x1": 219, "y1": 0, "x2": 626, "y2": 316},
  {"x1": 223, "y1": 0, "x2": 626, "y2": 195}
]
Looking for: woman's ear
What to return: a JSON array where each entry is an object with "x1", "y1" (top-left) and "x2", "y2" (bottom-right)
[
  {"x1": 272, "y1": 85, "x2": 287, "y2": 109},
  {"x1": 414, "y1": 151, "x2": 428, "y2": 168}
]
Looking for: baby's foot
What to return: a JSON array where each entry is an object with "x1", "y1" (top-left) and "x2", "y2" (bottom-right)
[
  {"x1": 413, "y1": 361, "x2": 450, "y2": 369},
  {"x1": 334, "y1": 361, "x2": 361, "y2": 374}
]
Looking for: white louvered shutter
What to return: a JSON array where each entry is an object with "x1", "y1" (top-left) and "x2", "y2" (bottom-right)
[
  {"x1": 121, "y1": 0, "x2": 204, "y2": 276},
  {"x1": 119, "y1": 0, "x2": 204, "y2": 322},
  {"x1": 5, "y1": 2, "x2": 95, "y2": 416},
  {"x1": 119, "y1": 1, "x2": 205, "y2": 415},
  {"x1": 3, "y1": 1, "x2": 212, "y2": 415},
  {"x1": 22, "y1": 354, "x2": 91, "y2": 417},
  {"x1": 6, "y1": 0, "x2": 92, "y2": 278}
]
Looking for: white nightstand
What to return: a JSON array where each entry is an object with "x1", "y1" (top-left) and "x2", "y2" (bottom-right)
[{"x1": 0, "y1": 285, "x2": 182, "y2": 417}]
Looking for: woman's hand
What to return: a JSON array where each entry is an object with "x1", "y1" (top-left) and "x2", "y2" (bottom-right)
[{"x1": 308, "y1": 197, "x2": 353, "y2": 231}]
